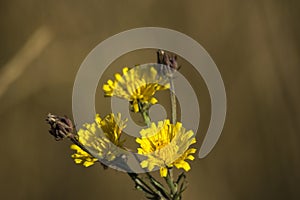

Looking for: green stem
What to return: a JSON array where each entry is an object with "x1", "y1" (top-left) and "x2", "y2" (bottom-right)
[
  {"x1": 132, "y1": 151, "x2": 168, "y2": 199},
  {"x1": 139, "y1": 101, "x2": 151, "y2": 127},
  {"x1": 142, "y1": 110, "x2": 151, "y2": 127},
  {"x1": 164, "y1": 168, "x2": 178, "y2": 198},
  {"x1": 167, "y1": 74, "x2": 180, "y2": 199},
  {"x1": 169, "y1": 78, "x2": 177, "y2": 124},
  {"x1": 69, "y1": 136, "x2": 90, "y2": 156},
  {"x1": 128, "y1": 173, "x2": 158, "y2": 197},
  {"x1": 145, "y1": 172, "x2": 171, "y2": 199}
]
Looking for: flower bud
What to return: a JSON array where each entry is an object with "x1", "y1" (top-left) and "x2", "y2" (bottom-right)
[
  {"x1": 46, "y1": 113, "x2": 74, "y2": 141},
  {"x1": 157, "y1": 50, "x2": 179, "y2": 71}
]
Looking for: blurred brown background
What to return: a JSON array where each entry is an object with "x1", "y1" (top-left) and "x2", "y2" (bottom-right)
[{"x1": 0, "y1": 0, "x2": 299, "y2": 199}]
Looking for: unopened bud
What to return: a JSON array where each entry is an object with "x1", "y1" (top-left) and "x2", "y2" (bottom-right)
[
  {"x1": 157, "y1": 50, "x2": 180, "y2": 71},
  {"x1": 46, "y1": 113, "x2": 75, "y2": 141}
]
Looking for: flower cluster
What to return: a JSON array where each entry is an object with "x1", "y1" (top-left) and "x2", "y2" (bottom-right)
[{"x1": 46, "y1": 51, "x2": 197, "y2": 200}]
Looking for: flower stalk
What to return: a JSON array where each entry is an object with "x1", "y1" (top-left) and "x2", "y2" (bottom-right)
[{"x1": 157, "y1": 50, "x2": 183, "y2": 199}]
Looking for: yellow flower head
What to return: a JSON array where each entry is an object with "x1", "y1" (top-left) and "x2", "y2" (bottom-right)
[
  {"x1": 103, "y1": 65, "x2": 170, "y2": 112},
  {"x1": 136, "y1": 120, "x2": 196, "y2": 177},
  {"x1": 71, "y1": 113, "x2": 127, "y2": 167}
]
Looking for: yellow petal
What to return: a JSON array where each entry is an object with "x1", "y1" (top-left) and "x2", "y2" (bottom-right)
[
  {"x1": 140, "y1": 160, "x2": 148, "y2": 168},
  {"x1": 187, "y1": 155, "x2": 195, "y2": 160},
  {"x1": 102, "y1": 84, "x2": 111, "y2": 92},
  {"x1": 74, "y1": 158, "x2": 82, "y2": 164},
  {"x1": 160, "y1": 167, "x2": 168, "y2": 177},
  {"x1": 115, "y1": 73, "x2": 122, "y2": 81},
  {"x1": 122, "y1": 67, "x2": 129, "y2": 74},
  {"x1": 83, "y1": 161, "x2": 95, "y2": 167},
  {"x1": 107, "y1": 79, "x2": 114, "y2": 86},
  {"x1": 175, "y1": 161, "x2": 191, "y2": 171},
  {"x1": 133, "y1": 102, "x2": 139, "y2": 112},
  {"x1": 150, "y1": 97, "x2": 158, "y2": 104}
]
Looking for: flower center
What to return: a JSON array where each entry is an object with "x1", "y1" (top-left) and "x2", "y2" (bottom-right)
[{"x1": 156, "y1": 140, "x2": 168, "y2": 150}]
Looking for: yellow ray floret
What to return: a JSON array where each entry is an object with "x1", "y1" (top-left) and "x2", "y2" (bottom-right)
[
  {"x1": 70, "y1": 144, "x2": 98, "y2": 167},
  {"x1": 136, "y1": 120, "x2": 196, "y2": 177},
  {"x1": 103, "y1": 65, "x2": 170, "y2": 112},
  {"x1": 71, "y1": 113, "x2": 127, "y2": 167}
]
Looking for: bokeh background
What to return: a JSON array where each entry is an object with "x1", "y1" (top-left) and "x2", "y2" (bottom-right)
[{"x1": 0, "y1": 0, "x2": 299, "y2": 199}]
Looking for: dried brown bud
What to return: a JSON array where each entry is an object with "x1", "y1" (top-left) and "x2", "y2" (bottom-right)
[
  {"x1": 157, "y1": 50, "x2": 180, "y2": 71},
  {"x1": 46, "y1": 113, "x2": 75, "y2": 141}
]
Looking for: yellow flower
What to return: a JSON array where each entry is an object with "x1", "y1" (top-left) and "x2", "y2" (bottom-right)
[
  {"x1": 136, "y1": 120, "x2": 196, "y2": 177},
  {"x1": 71, "y1": 113, "x2": 127, "y2": 167},
  {"x1": 103, "y1": 65, "x2": 170, "y2": 112}
]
